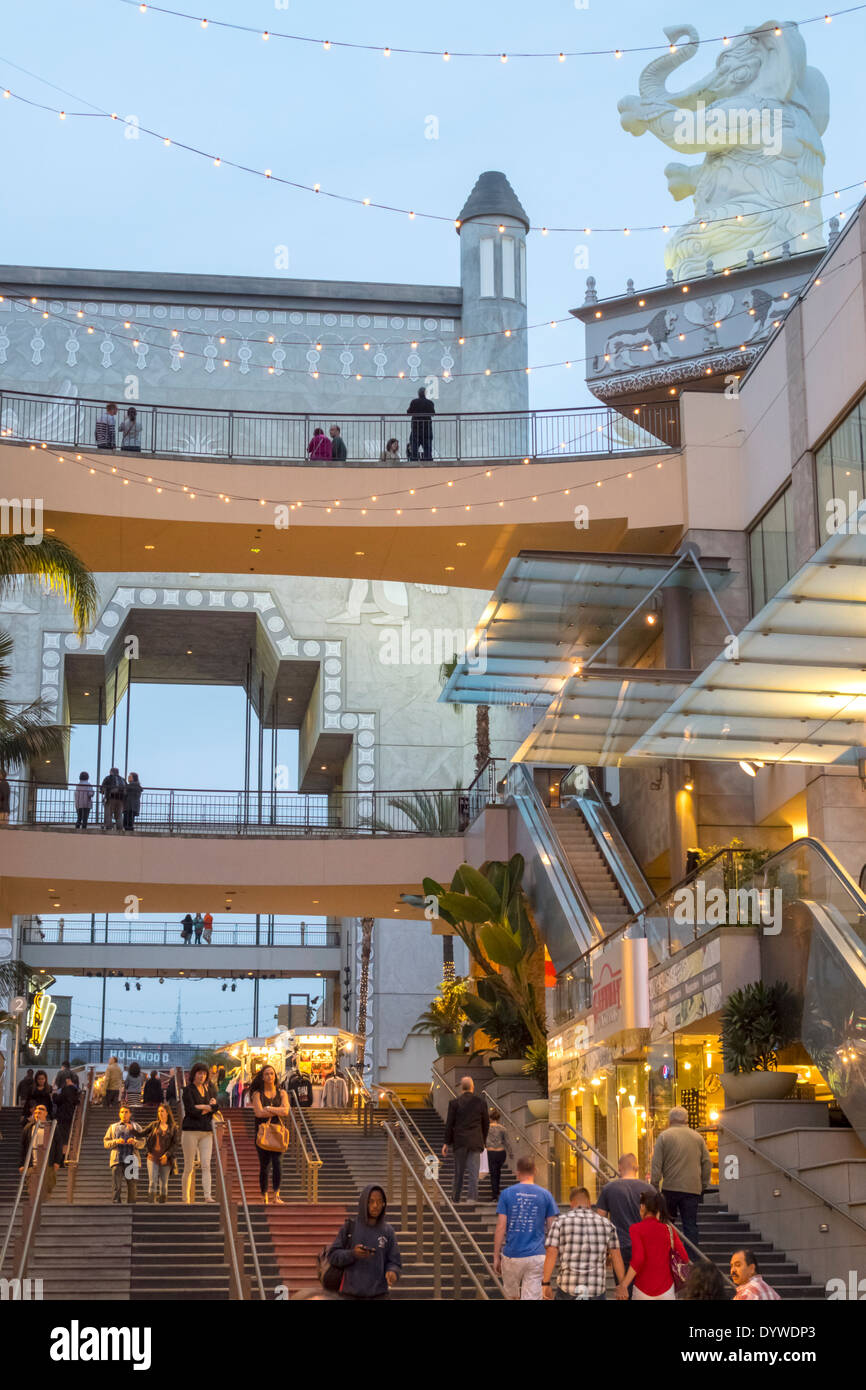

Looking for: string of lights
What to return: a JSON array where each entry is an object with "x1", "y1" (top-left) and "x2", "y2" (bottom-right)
[
  {"x1": 1, "y1": 75, "x2": 862, "y2": 237},
  {"x1": 0, "y1": 202, "x2": 855, "y2": 386},
  {"x1": 116, "y1": 1, "x2": 865, "y2": 62},
  {"x1": 16, "y1": 243, "x2": 854, "y2": 517}
]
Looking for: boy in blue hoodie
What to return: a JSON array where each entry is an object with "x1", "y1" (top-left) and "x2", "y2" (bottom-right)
[{"x1": 326, "y1": 1184, "x2": 402, "y2": 1300}]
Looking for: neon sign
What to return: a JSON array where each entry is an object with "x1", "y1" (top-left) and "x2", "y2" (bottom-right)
[{"x1": 26, "y1": 991, "x2": 56, "y2": 1056}]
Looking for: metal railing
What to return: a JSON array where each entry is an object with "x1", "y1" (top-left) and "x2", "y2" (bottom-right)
[
  {"x1": 21, "y1": 915, "x2": 340, "y2": 948},
  {"x1": 220, "y1": 1117, "x2": 266, "y2": 1300},
  {"x1": 382, "y1": 1120, "x2": 504, "y2": 1300},
  {"x1": 65, "y1": 1067, "x2": 94, "y2": 1203},
  {"x1": 550, "y1": 1121, "x2": 619, "y2": 1184},
  {"x1": 0, "y1": 1118, "x2": 57, "y2": 1285},
  {"x1": 345, "y1": 1064, "x2": 379, "y2": 1135},
  {"x1": 287, "y1": 1093, "x2": 323, "y2": 1202},
  {"x1": 7, "y1": 780, "x2": 469, "y2": 839},
  {"x1": 718, "y1": 1118, "x2": 866, "y2": 1236},
  {"x1": 0, "y1": 388, "x2": 681, "y2": 465},
  {"x1": 431, "y1": 1068, "x2": 549, "y2": 1167}
]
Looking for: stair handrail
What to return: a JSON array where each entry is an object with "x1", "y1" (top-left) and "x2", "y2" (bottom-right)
[
  {"x1": 481, "y1": 1088, "x2": 549, "y2": 1165},
  {"x1": 378, "y1": 1087, "x2": 436, "y2": 1159},
  {"x1": 288, "y1": 1092, "x2": 323, "y2": 1202},
  {"x1": 174, "y1": 1066, "x2": 254, "y2": 1299},
  {"x1": 345, "y1": 1064, "x2": 378, "y2": 1131},
  {"x1": 382, "y1": 1101, "x2": 504, "y2": 1293},
  {"x1": 433, "y1": 1067, "x2": 549, "y2": 1165},
  {"x1": 211, "y1": 1116, "x2": 250, "y2": 1300},
  {"x1": 220, "y1": 1116, "x2": 266, "y2": 1299},
  {"x1": 0, "y1": 1119, "x2": 49, "y2": 1273},
  {"x1": 381, "y1": 1120, "x2": 502, "y2": 1300},
  {"x1": 550, "y1": 1120, "x2": 619, "y2": 1182},
  {"x1": 559, "y1": 770, "x2": 654, "y2": 914},
  {"x1": 717, "y1": 1117, "x2": 866, "y2": 1236},
  {"x1": 3, "y1": 1118, "x2": 58, "y2": 1283},
  {"x1": 65, "y1": 1066, "x2": 94, "y2": 1204}
]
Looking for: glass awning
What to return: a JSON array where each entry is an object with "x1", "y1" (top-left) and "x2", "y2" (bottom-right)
[
  {"x1": 511, "y1": 668, "x2": 695, "y2": 766},
  {"x1": 631, "y1": 516, "x2": 866, "y2": 766},
  {"x1": 440, "y1": 549, "x2": 733, "y2": 711}
]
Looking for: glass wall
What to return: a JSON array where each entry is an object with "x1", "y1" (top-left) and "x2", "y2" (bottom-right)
[
  {"x1": 748, "y1": 486, "x2": 796, "y2": 612},
  {"x1": 816, "y1": 392, "x2": 866, "y2": 537}
]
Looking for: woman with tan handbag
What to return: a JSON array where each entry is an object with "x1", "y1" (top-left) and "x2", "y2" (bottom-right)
[{"x1": 250, "y1": 1065, "x2": 289, "y2": 1204}]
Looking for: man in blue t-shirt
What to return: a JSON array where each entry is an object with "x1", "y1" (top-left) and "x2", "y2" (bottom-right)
[{"x1": 493, "y1": 1154, "x2": 559, "y2": 1300}]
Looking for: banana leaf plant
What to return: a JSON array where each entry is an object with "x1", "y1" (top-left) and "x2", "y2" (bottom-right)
[{"x1": 419, "y1": 856, "x2": 546, "y2": 1051}]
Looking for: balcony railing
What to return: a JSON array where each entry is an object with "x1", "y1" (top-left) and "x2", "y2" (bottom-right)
[
  {"x1": 0, "y1": 389, "x2": 681, "y2": 465},
  {"x1": 6, "y1": 780, "x2": 476, "y2": 838},
  {"x1": 20, "y1": 915, "x2": 340, "y2": 948}
]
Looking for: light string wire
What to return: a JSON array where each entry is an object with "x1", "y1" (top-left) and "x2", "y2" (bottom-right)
[
  {"x1": 11, "y1": 240, "x2": 856, "y2": 515},
  {"x1": 0, "y1": 70, "x2": 863, "y2": 237},
  {"x1": 0, "y1": 198, "x2": 855, "y2": 383},
  {"x1": 117, "y1": 1, "x2": 865, "y2": 61}
]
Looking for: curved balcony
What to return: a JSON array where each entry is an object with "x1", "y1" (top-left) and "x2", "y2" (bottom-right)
[{"x1": 0, "y1": 388, "x2": 680, "y2": 465}]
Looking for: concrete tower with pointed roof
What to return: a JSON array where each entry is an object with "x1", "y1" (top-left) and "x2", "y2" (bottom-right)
[{"x1": 457, "y1": 171, "x2": 529, "y2": 416}]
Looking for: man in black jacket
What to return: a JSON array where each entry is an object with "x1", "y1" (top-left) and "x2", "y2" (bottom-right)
[
  {"x1": 406, "y1": 387, "x2": 435, "y2": 461},
  {"x1": 442, "y1": 1076, "x2": 489, "y2": 1204}
]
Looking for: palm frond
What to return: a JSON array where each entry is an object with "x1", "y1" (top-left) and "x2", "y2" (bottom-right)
[
  {"x1": 0, "y1": 534, "x2": 98, "y2": 635},
  {"x1": 0, "y1": 694, "x2": 67, "y2": 772}
]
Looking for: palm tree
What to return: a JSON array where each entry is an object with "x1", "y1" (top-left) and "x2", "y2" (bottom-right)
[
  {"x1": 355, "y1": 916, "x2": 374, "y2": 1072},
  {"x1": 439, "y1": 654, "x2": 490, "y2": 776},
  {"x1": 0, "y1": 534, "x2": 98, "y2": 637},
  {"x1": 0, "y1": 630, "x2": 66, "y2": 773},
  {"x1": 0, "y1": 532, "x2": 98, "y2": 773}
]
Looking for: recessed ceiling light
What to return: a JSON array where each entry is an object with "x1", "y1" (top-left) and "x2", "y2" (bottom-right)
[
  {"x1": 83, "y1": 690, "x2": 90, "y2": 696},
  {"x1": 286, "y1": 696, "x2": 293, "y2": 702},
  {"x1": 250, "y1": 547, "x2": 261, "y2": 554},
  {"x1": 186, "y1": 649, "x2": 193, "y2": 655},
  {"x1": 144, "y1": 544, "x2": 155, "y2": 550},
  {"x1": 456, "y1": 541, "x2": 467, "y2": 547},
  {"x1": 445, "y1": 566, "x2": 455, "y2": 572},
  {"x1": 355, "y1": 550, "x2": 365, "y2": 556},
  {"x1": 321, "y1": 765, "x2": 327, "y2": 771}
]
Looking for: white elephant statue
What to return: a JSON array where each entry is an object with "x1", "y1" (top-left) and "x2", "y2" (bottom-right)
[{"x1": 618, "y1": 20, "x2": 829, "y2": 280}]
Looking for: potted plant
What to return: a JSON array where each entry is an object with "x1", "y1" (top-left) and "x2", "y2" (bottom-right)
[
  {"x1": 720, "y1": 979, "x2": 800, "y2": 1102},
  {"x1": 462, "y1": 980, "x2": 533, "y2": 1075},
  {"x1": 523, "y1": 1042, "x2": 549, "y2": 1120},
  {"x1": 412, "y1": 978, "x2": 470, "y2": 1056}
]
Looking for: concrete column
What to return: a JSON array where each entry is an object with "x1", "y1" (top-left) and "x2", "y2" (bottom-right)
[
  {"x1": 662, "y1": 585, "x2": 691, "y2": 668},
  {"x1": 805, "y1": 769, "x2": 866, "y2": 879}
]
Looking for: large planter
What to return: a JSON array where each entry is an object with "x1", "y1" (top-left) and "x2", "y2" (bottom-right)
[
  {"x1": 526, "y1": 1098, "x2": 550, "y2": 1121},
  {"x1": 721, "y1": 1071, "x2": 797, "y2": 1104},
  {"x1": 491, "y1": 1059, "x2": 525, "y2": 1078},
  {"x1": 436, "y1": 1033, "x2": 461, "y2": 1057}
]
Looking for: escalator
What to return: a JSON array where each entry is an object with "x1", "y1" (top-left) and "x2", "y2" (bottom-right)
[
  {"x1": 758, "y1": 838, "x2": 866, "y2": 1144},
  {"x1": 504, "y1": 764, "x2": 653, "y2": 970}
]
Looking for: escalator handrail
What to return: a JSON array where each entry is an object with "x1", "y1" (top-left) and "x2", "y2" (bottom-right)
[
  {"x1": 758, "y1": 835, "x2": 866, "y2": 916},
  {"x1": 560, "y1": 773, "x2": 654, "y2": 914},
  {"x1": 505, "y1": 764, "x2": 606, "y2": 944}
]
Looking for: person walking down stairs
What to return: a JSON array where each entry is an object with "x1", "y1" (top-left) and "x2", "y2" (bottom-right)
[
  {"x1": 325, "y1": 1185, "x2": 402, "y2": 1301},
  {"x1": 143, "y1": 1104, "x2": 179, "y2": 1203},
  {"x1": 181, "y1": 1062, "x2": 219, "y2": 1204},
  {"x1": 249, "y1": 1064, "x2": 289, "y2": 1205},
  {"x1": 104, "y1": 1105, "x2": 145, "y2": 1205}
]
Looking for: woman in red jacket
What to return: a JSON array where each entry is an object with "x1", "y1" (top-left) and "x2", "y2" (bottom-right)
[{"x1": 623, "y1": 1190, "x2": 688, "y2": 1300}]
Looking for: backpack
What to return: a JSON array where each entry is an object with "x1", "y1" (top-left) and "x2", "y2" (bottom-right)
[{"x1": 318, "y1": 1219, "x2": 353, "y2": 1292}]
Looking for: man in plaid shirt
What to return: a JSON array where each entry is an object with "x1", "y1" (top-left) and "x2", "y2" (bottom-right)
[
  {"x1": 731, "y1": 1249, "x2": 780, "y2": 1300},
  {"x1": 542, "y1": 1202, "x2": 628, "y2": 1300}
]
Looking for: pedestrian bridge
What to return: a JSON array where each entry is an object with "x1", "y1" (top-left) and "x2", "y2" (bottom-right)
[{"x1": 0, "y1": 786, "x2": 511, "y2": 924}]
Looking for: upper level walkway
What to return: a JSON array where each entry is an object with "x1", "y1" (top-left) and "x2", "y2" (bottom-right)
[
  {"x1": 1, "y1": 389, "x2": 680, "y2": 466},
  {"x1": 0, "y1": 783, "x2": 511, "y2": 921}
]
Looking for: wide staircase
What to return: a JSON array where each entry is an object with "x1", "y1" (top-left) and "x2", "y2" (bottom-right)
[{"x1": 695, "y1": 1195, "x2": 824, "y2": 1299}]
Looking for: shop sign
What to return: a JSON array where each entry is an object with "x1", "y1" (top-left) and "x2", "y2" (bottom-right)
[
  {"x1": 650, "y1": 938, "x2": 722, "y2": 1037},
  {"x1": 26, "y1": 991, "x2": 56, "y2": 1056},
  {"x1": 590, "y1": 938, "x2": 649, "y2": 1042}
]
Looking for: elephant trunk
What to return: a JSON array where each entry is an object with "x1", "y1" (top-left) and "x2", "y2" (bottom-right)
[{"x1": 638, "y1": 24, "x2": 703, "y2": 105}]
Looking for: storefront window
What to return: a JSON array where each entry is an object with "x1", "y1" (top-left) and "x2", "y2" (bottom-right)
[{"x1": 815, "y1": 393, "x2": 866, "y2": 539}]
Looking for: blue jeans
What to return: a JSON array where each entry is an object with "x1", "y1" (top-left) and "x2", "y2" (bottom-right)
[{"x1": 664, "y1": 1190, "x2": 700, "y2": 1253}]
